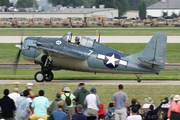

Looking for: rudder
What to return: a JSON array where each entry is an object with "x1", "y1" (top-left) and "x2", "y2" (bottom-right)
[{"x1": 138, "y1": 32, "x2": 167, "y2": 69}]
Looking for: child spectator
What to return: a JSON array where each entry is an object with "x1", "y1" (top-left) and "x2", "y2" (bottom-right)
[{"x1": 104, "y1": 102, "x2": 115, "y2": 120}]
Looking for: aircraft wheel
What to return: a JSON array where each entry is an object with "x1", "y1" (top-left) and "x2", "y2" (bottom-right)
[
  {"x1": 34, "y1": 71, "x2": 45, "y2": 82},
  {"x1": 137, "y1": 78, "x2": 141, "y2": 82},
  {"x1": 45, "y1": 72, "x2": 54, "y2": 82}
]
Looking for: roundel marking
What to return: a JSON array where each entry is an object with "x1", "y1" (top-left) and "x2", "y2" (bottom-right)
[
  {"x1": 56, "y1": 40, "x2": 62, "y2": 45},
  {"x1": 103, "y1": 53, "x2": 120, "y2": 68}
]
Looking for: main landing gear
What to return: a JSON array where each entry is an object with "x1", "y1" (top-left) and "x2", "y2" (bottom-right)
[
  {"x1": 135, "y1": 74, "x2": 142, "y2": 82},
  {"x1": 34, "y1": 56, "x2": 54, "y2": 82}
]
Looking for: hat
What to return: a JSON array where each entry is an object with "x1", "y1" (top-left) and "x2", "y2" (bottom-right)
[
  {"x1": 62, "y1": 86, "x2": 67, "y2": 91},
  {"x1": 38, "y1": 118, "x2": 44, "y2": 120},
  {"x1": 77, "y1": 104, "x2": 83, "y2": 111},
  {"x1": 26, "y1": 83, "x2": 33, "y2": 90},
  {"x1": 63, "y1": 87, "x2": 71, "y2": 92},
  {"x1": 132, "y1": 107, "x2": 138, "y2": 113},
  {"x1": 131, "y1": 98, "x2": 136, "y2": 103},
  {"x1": 145, "y1": 97, "x2": 153, "y2": 104},
  {"x1": 14, "y1": 88, "x2": 19, "y2": 92},
  {"x1": 79, "y1": 83, "x2": 85, "y2": 86},
  {"x1": 98, "y1": 104, "x2": 106, "y2": 115},
  {"x1": 26, "y1": 82, "x2": 33, "y2": 86},
  {"x1": 90, "y1": 87, "x2": 97, "y2": 93},
  {"x1": 173, "y1": 95, "x2": 180, "y2": 101},
  {"x1": 169, "y1": 94, "x2": 174, "y2": 103}
]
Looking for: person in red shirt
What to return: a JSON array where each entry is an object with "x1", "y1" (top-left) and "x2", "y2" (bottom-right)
[{"x1": 168, "y1": 95, "x2": 180, "y2": 120}]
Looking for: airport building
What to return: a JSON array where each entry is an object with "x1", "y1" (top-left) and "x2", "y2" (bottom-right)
[
  {"x1": 0, "y1": 7, "x2": 118, "y2": 19},
  {"x1": 147, "y1": 0, "x2": 180, "y2": 17},
  {"x1": 123, "y1": 10, "x2": 139, "y2": 18}
]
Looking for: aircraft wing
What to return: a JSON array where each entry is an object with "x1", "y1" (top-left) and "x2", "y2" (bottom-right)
[{"x1": 28, "y1": 45, "x2": 86, "y2": 60}]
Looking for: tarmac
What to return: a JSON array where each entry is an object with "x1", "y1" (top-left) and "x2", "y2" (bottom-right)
[
  {"x1": 0, "y1": 36, "x2": 180, "y2": 43},
  {"x1": 0, "y1": 80, "x2": 180, "y2": 85},
  {"x1": 0, "y1": 63, "x2": 179, "y2": 70}
]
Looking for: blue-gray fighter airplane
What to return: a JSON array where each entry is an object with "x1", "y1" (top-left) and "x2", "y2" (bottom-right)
[{"x1": 15, "y1": 32, "x2": 167, "y2": 82}]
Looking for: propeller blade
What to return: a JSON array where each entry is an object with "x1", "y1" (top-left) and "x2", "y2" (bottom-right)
[
  {"x1": 14, "y1": 34, "x2": 24, "y2": 75},
  {"x1": 20, "y1": 35, "x2": 23, "y2": 45},
  {"x1": 98, "y1": 33, "x2": 100, "y2": 43},
  {"x1": 14, "y1": 49, "x2": 21, "y2": 75}
]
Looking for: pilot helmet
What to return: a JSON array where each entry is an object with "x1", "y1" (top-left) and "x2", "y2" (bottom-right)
[{"x1": 75, "y1": 36, "x2": 80, "y2": 41}]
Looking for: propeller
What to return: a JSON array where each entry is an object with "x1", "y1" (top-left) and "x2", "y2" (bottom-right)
[
  {"x1": 14, "y1": 35, "x2": 23, "y2": 74},
  {"x1": 98, "y1": 33, "x2": 100, "y2": 43}
]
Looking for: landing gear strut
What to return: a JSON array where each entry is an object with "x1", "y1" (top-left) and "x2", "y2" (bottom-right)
[
  {"x1": 135, "y1": 74, "x2": 142, "y2": 82},
  {"x1": 34, "y1": 55, "x2": 54, "y2": 82}
]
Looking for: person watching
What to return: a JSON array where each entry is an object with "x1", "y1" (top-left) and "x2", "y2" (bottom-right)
[{"x1": 72, "y1": 104, "x2": 87, "y2": 120}]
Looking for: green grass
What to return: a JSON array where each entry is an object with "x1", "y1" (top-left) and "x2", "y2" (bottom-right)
[
  {"x1": 0, "y1": 43, "x2": 179, "y2": 63},
  {"x1": 0, "y1": 69, "x2": 180, "y2": 80},
  {"x1": 0, "y1": 28, "x2": 180, "y2": 36},
  {"x1": 0, "y1": 84, "x2": 180, "y2": 110}
]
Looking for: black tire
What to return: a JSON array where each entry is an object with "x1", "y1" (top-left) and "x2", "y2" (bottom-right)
[
  {"x1": 45, "y1": 72, "x2": 54, "y2": 82},
  {"x1": 137, "y1": 78, "x2": 141, "y2": 82},
  {"x1": 34, "y1": 71, "x2": 45, "y2": 82}
]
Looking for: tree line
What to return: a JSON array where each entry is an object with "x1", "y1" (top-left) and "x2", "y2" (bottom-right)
[
  {"x1": 0, "y1": 0, "x2": 10, "y2": 7},
  {"x1": 16, "y1": 0, "x2": 38, "y2": 9}
]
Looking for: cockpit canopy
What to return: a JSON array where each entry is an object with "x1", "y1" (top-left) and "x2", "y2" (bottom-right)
[
  {"x1": 80, "y1": 36, "x2": 95, "y2": 48},
  {"x1": 61, "y1": 32, "x2": 95, "y2": 48},
  {"x1": 62, "y1": 32, "x2": 72, "y2": 42}
]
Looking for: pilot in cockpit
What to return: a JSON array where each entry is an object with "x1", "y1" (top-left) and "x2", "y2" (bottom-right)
[{"x1": 75, "y1": 36, "x2": 80, "y2": 45}]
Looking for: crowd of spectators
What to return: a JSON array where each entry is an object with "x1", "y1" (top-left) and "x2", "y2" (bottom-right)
[{"x1": 0, "y1": 83, "x2": 179, "y2": 120}]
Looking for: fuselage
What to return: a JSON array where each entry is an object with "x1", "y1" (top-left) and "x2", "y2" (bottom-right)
[{"x1": 21, "y1": 36, "x2": 159, "y2": 75}]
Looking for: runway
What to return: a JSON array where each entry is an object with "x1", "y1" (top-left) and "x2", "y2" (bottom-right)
[
  {"x1": 0, "y1": 36, "x2": 180, "y2": 43},
  {"x1": 0, "y1": 80, "x2": 180, "y2": 85},
  {"x1": 0, "y1": 63, "x2": 179, "y2": 70}
]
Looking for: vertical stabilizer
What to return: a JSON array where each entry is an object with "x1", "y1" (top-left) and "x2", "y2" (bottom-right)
[{"x1": 138, "y1": 32, "x2": 167, "y2": 69}]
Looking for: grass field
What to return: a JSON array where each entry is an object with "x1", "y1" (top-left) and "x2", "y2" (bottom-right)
[
  {"x1": 0, "y1": 69, "x2": 180, "y2": 80},
  {"x1": 0, "y1": 84, "x2": 179, "y2": 110},
  {"x1": 0, "y1": 43, "x2": 179, "y2": 63},
  {"x1": 0, "y1": 28, "x2": 180, "y2": 36}
]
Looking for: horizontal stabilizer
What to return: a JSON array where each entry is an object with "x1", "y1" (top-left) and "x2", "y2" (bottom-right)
[{"x1": 138, "y1": 57, "x2": 164, "y2": 65}]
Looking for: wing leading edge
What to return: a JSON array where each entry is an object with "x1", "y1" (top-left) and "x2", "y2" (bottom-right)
[{"x1": 28, "y1": 45, "x2": 87, "y2": 60}]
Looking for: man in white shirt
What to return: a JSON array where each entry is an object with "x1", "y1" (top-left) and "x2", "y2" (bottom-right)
[
  {"x1": 84, "y1": 87, "x2": 100, "y2": 120},
  {"x1": 127, "y1": 108, "x2": 142, "y2": 120},
  {"x1": 8, "y1": 88, "x2": 20, "y2": 107}
]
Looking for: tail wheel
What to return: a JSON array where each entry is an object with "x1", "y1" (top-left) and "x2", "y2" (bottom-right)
[
  {"x1": 35, "y1": 71, "x2": 45, "y2": 82},
  {"x1": 45, "y1": 72, "x2": 54, "y2": 82}
]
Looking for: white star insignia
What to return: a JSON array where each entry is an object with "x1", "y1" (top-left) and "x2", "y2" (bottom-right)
[{"x1": 106, "y1": 54, "x2": 119, "y2": 67}]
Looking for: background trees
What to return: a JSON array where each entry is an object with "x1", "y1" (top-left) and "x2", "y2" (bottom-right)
[
  {"x1": 128, "y1": 0, "x2": 160, "y2": 10},
  {"x1": 94, "y1": 0, "x2": 129, "y2": 16},
  {"x1": 47, "y1": 0, "x2": 84, "y2": 7},
  {"x1": 0, "y1": 0, "x2": 10, "y2": 7},
  {"x1": 16, "y1": 0, "x2": 38, "y2": 8},
  {"x1": 139, "y1": 1, "x2": 146, "y2": 18}
]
